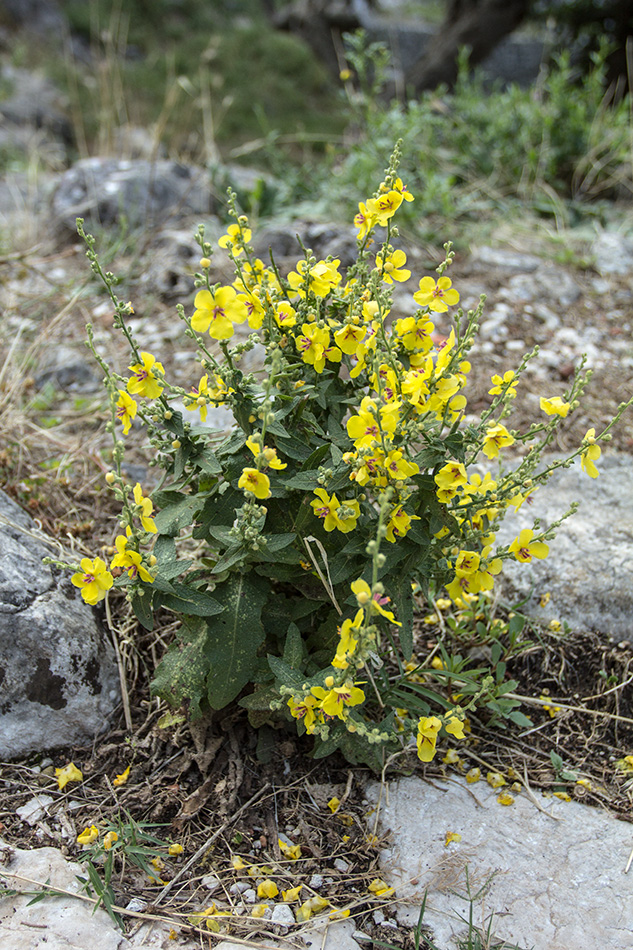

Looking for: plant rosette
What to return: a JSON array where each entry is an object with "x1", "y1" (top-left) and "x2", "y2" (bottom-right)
[{"x1": 67, "y1": 145, "x2": 629, "y2": 770}]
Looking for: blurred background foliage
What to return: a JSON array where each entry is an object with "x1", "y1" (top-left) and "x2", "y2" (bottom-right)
[{"x1": 0, "y1": 0, "x2": 630, "y2": 239}]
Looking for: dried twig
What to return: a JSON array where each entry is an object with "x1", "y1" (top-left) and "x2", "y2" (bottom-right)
[{"x1": 154, "y1": 781, "x2": 272, "y2": 906}]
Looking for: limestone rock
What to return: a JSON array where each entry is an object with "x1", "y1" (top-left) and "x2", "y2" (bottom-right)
[
  {"x1": 495, "y1": 452, "x2": 633, "y2": 641},
  {"x1": 0, "y1": 490, "x2": 120, "y2": 759},
  {"x1": 0, "y1": 840, "x2": 200, "y2": 949},
  {"x1": 371, "y1": 775, "x2": 633, "y2": 950},
  {"x1": 51, "y1": 157, "x2": 218, "y2": 233}
]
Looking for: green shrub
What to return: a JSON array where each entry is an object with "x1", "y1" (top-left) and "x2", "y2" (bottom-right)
[{"x1": 60, "y1": 147, "x2": 629, "y2": 770}]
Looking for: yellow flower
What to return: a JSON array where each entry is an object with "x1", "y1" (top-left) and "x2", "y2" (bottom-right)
[
  {"x1": 71, "y1": 557, "x2": 114, "y2": 606},
  {"x1": 413, "y1": 276, "x2": 460, "y2": 313},
  {"x1": 375, "y1": 248, "x2": 411, "y2": 284},
  {"x1": 354, "y1": 201, "x2": 375, "y2": 241},
  {"x1": 482, "y1": 423, "x2": 515, "y2": 459},
  {"x1": 311, "y1": 682, "x2": 365, "y2": 719},
  {"x1": 416, "y1": 716, "x2": 442, "y2": 762},
  {"x1": 445, "y1": 716, "x2": 466, "y2": 740},
  {"x1": 434, "y1": 461, "x2": 467, "y2": 494},
  {"x1": 238, "y1": 467, "x2": 271, "y2": 500},
  {"x1": 55, "y1": 762, "x2": 83, "y2": 790},
  {"x1": 351, "y1": 578, "x2": 400, "y2": 625},
  {"x1": 184, "y1": 375, "x2": 210, "y2": 422},
  {"x1": 110, "y1": 535, "x2": 155, "y2": 583},
  {"x1": 127, "y1": 352, "x2": 164, "y2": 400},
  {"x1": 310, "y1": 488, "x2": 360, "y2": 533},
  {"x1": 115, "y1": 390, "x2": 137, "y2": 434},
  {"x1": 509, "y1": 529, "x2": 549, "y2": 563},
  {"x1": 113, "y1": 765, "x2": 131, "y2": 787},
  {"x1": 580, "y1": 428, "x2": 601, "y2": 478},
  {"x1": 191, "y1": 286, "x2": 247, "y2": 340},
  {"x1": 539, "y1": 396, "x2": 570, "y2": 417},
  {"x1": 77, "y1": 824, "x2": 99, "y2": 845},
  {"x1": 287, "y1": 259, "x2": 341, "y2": 298},
  {"x1": 218, "y1": 222, "x2": 251, "y2": 256},
  {"x1": 366, "y1": 190, "x2": 403, "y2": 225},
  {"x1": 274, "y1": 301, "x2": 297, "y2": 329},
  {"x1": 133, "y1": 483, "x2": 157, "y2": 533},
  {"x1": 488, "y1": 370, "x2": 518, "y2": 398}
]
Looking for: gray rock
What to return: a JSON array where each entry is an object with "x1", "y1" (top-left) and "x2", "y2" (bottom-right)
[
  {"x1": 371, "y1": 775, "x2": 633, "y2": 950},
  {"x1": 591, "y1": 231, "x2": 633, "y2": 276},
  {"x1": 0, "y1": 0, "x2": 65, "y2": 35},
  {"x1": 0, "y1": 64, "x2": 71, "y2": 149},
  {"x1": 51, "y1": 157, "x2": 218, "y2": 233},
  {"x1": 35, "y1": 345, "x2": 101, "y2": 393},
  {"x1": 471, "y1": 246, "x2": 542, "y2": 272},
  {"x1": 500, "y1": 264, "x2": 581, "y2": 307},
  {"x1": 495, "y1": 452, "x2": 633, "y2": 640},
  {"x1": 0, "y1": 491, "x2": 120, "y2": 759}
]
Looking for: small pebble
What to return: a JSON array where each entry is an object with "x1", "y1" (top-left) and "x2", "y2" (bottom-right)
[{"x1": 309, "y1": 873, "x2": 323, "y2": 889}]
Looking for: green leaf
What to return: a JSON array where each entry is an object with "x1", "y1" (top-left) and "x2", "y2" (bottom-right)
[
  {"x1": 284, "y1": 470, "x2": 324, "y2": 490},
  {"x1": 238, "y1": 685, "x2": 279, "y2": 710},
  {"x1": 283, "y1": 623, "x2": 304, "y2": 669},
  {"x1": 391, "y1": 575, "x2": 414, "y2": 660},
  {"x1": 268, "y1": 654, "x2": 305, "y2": 689},
  {"x1": 211, "y1": 544, "x2": 248, "y2": 574},
  {"x1": 205, "y1": 573, "x2": 268, "y2": 709},
  {"x1": 195, "y1": 446, "x2": 222, "y2": 474},
  {"x1": 151, "y1": 617, "x2": 211, "y2": 719},
  {"x1": 154, "y1": 495, "x2": 204, "y2": 536},
  {"x1": 157, "y1": 581, "x2": 224, "y2": 617},
  {"x1": 130, "y1": 590, "x2": 154, "y2": 630}
]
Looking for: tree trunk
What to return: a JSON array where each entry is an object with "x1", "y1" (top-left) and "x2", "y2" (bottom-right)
[
  {"x1": 405, "y1": 0, "x2": 531, "y2": 94},
  {"x1": 272, "y1": 0, "x2": 367, "y2": 78}
]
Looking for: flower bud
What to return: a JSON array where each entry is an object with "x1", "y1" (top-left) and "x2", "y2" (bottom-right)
[
  {"x1": 199, "y1": 257, "x2": 211, "y2": 269},
  {"x1": 164, "y1": 410, "x2": 173, "y2": 421},
  {"x1": 105, "y1": 471, "x2": 116, "y2": 485},
  {"x1": 325, "y1": 675, "x2": 334, "y2": 688},
  {"x1": 171, "y1": 439, "x2": 181, "y2": 449}
]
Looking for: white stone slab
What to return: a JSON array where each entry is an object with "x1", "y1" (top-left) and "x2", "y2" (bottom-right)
[{"x1": 370, "y1": 776, "x2": 633, "y2": 950}]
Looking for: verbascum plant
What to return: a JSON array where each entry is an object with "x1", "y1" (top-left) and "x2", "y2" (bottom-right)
[{"x1": 61, "y1": 144, "x2": 630, "y2": 769}]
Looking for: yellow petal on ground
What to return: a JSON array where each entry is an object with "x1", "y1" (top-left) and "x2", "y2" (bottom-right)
[
  {"x1": 368, "y1": 878, "x2": 395, "y2": 898},
  {"x1": 487, "y1": 771, "x2": 506, "y2": 788},
  {"x1": 444, "y1": 831, "x2": 462, "y2": 847},
  {"x1": 77, "y1": 824, "x2": 99, "y2": 845},
  {"x1": 55, "y1": 762, "x2": 83, "y2": 790},
  {"x1": 278, "y1": 838, "x2": 302, "y2": 860},
  {"x1": 497, "y1": 792, "x2": 515, "y2": 806},
  {"x1": 103, "y1": 831, "x2": 118, "y2": 850},
  {"x1": 251, "y1": 904, "x2": 269, "y2": 919},
  {"x1": 256, "y1": 879, "x2": 279, "y2": 899},
  {"x1": 113, "y1": 765, "x2": 131, "y2": 787},
  {"x1": 282, "y1": 885, "x2": 303, "y2": 902},
  {"x1": 168, "y1": 843, "x2": 184, "y2": 856},
  {"x1": 465, "y1": 767, "x2": 481, "y2": 783},
  {"x1": 327, "y1": 797, "x2": 341, "y2": 813}
]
